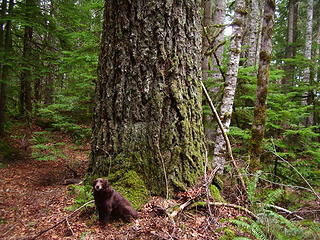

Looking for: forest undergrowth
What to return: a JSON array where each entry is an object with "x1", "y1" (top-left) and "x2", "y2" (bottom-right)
[{"x1": 0, "y1": 122, "x2": 319, "y2": 240}]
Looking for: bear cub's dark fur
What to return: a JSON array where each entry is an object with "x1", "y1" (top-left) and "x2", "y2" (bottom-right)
[{"x1": 93, "y1": 178, "x2": 138, "y2": 225}]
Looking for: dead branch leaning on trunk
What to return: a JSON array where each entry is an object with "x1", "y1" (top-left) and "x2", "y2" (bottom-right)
[{"x1": 201, "y1": 81, "x2": 247, "y2": 194}]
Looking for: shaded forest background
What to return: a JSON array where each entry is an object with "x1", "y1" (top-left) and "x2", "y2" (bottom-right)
[{"x1": 0, "y1": 0, "x2": 320, "y2": 239}]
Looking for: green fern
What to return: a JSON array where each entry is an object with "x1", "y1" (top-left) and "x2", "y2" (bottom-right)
[
  {"x1": 66, "y1": 184, "x2": 94, "y2": 211},
  {"x1": 246, "y1": 170, "x2": 262, "y2": 206},
  {"x1": 226, "y1": 217, "x2": 268, "y2": 240}
]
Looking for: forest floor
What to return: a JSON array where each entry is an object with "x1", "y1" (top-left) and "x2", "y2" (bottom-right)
[{"x1": 0, "y1": 122, "x2": 310, "y2": 240}]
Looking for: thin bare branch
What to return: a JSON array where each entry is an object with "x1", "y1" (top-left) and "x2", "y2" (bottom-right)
[
  {"x1": 270, "y1": 139, "x2": 320, "y2": 200},
  {"x1": 265, "y1": 204, "x2": 304, "y2": 220},
  {"x1": 201, "y1": 81, "x2": 247, "y2": 194}
]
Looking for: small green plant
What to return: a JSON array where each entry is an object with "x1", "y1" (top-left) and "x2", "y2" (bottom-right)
[
  {"x1": 38, "y1": 101, "x2": 92, "y2": 144},
  {"x1": 220, "y1": 213, "x2": 320, "y2": 240},
  {"x1": 223, "y1": 171, "x2": 320, "y2": 239},
  {"x1": 220, "y1": 216, "x2": 268, "y2": 240},
  {"x1": 66, "y1": 184, "x2": 94, "y2": 211},
  {"x1": 31, "y1": 142, "x2": 66, "y2": 161},
  {"x1": 31, "y1": 131, "x2": 51, "y2": 144},
  {"x1": 30, "y1": 131, "x2": 66, "y2": 161}
]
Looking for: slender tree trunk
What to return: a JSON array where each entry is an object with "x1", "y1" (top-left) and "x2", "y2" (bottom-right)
[
  {"x1": 315, "y1": 24, "x2": 320, "y2": 87},
  {"x1": 282, "y1": 0, "x2": 298, "y2": 87},
  {"x1": 212, "y1": 0, "x2": 247, "y2": 172},
  {"x1": 246, "y1": 0, "x2": 260, "y2": 67},
  {"x1": 202, "y1": 0, "x2": 212, "y2": 82},
  {"x1": 0, "y1": 0, "x2": 7, "y2": 136},
  {"x1": 0, "y1": 0, "x2": 13, "y2": 136},
  {"x1": 315, "y1": 23, "x2": 320, "y2": 126},
  {"x1": 302, "y1": 0, "x2": 313, "y2": 126},
  {"x1": 212, "y1": 0, "x2": 226, "y2": 80},
  {"x1": 89, "y1": 0, "x2": 206, "y2": 196},
  {"x1": 20, "y1": 0, "x2": 35, "y2": 117},
  {"x1": 249, "y1": 0, "x2": 276, "y2": 170},
  {"x1": 44, "y1": 0, "x2": 54, "y2": 105}
]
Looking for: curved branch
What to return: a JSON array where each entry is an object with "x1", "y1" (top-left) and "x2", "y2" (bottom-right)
[{"x1": 201, "y1": 82, "x2": 246, "y2": 194}]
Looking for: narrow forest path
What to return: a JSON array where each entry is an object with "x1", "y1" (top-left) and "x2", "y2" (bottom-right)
[
  {"x1": 0, "y1": 123, "x2": 92, "y2": 239},
  {"x1": 0, "y1": 123, "x2": 247, "y2": 240}
]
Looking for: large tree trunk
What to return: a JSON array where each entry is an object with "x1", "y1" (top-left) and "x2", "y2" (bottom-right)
[
  {"x1": 0, "y1": 0, "x2": 13, "y2": 136},
  {"x1": 249, "y1": 0, "x2": 276, "y2": 170},
  {"x1": 20, "y1": 0, "x2": 35, "y2": 117},
  {"x1": 212, "y1": 0, "x2": 246, "y2": 172},
  {"x1": 89, "y1": 0, "x2": 206, "y2": 196}
]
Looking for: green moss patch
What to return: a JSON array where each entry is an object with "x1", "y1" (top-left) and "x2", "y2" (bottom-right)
[
  {"x1": 210, "y1": 184, "x2": 225, "y2": 202},
  {"x1": 108, "y1": 170, "x2": 150, "y2": 209}
]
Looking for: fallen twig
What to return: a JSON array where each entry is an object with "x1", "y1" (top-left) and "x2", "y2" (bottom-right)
[
  {"x1": 265, "y1": 204, "x2": 304, "y2": 220},
  {"x1": 22, "y1": 200, "x2": 94, "y2": 240},
  {"x1": 1, "y1": 224, "x2": 16, "y2": 239},
  {"x1": 190, "y1": 201, "x2": 257, "y2": 220},
  {"x1": 66, "y1": 216, "x2": 74, "y2": 236},
  {"x1": 167, "y1": 199, "x2": 193, "y2": 219},
  {"x1": 207, "y1": 202, "x2": 257, "y2": 219}
]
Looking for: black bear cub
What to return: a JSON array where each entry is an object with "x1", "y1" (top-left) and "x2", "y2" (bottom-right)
[{"x1": 93, "y1": 178, "x2": 138, "y2": 225}]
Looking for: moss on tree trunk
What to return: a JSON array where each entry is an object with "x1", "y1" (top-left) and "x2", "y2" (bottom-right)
[
  {"x1": 89, "y1": 0, "x2": 206, "y2": 196},
  {"x1": 249, "y1": 0, "x2": 275, "y2": 170}
]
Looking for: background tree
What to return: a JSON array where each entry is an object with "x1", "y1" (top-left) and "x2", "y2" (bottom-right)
[
  {"x1": 211, "y1": 0, "x2": 226, "y2": 81},
  {"x1": 282, "y1": 0, "x2": 298, "y2": 87},
  {"x1": 212, "y1": 0, "x2": 247, "y2": 172},
  {"x1": 249, "y1": 0, "x2": 276, "y2": 170},
  {"x1": 245, "y1": 0, "x2": 261, "y2": 67},
  {"x1": 20, "y1": 0, "x2": 36, "y2": 118},
  {"x1": 0, "y1": 0, "x2": 14, "y2": 136},
  {"x1": 202, "y1": 0, "x2": 213, "y2": 82},
  {"x1": 302, "y1": 0, "x2": 313, "y2": 126}
]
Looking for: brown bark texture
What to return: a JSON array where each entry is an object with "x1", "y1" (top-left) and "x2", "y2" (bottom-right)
[
  {"x1": 249, "y1": 0, "x2": 275, "y2": 170},
  {"x1": 20, "y1": 0, "x2": 35, "y2": 117},
  {"x1": 0, "y1": 0, "x2": 13, "y2": 136},
  {"x1": 89, "y1": 0, "x2": 206, "y2": 196}
]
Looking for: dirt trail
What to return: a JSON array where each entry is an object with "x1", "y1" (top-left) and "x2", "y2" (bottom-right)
[{"x1": 0, "y1": 124, "x2": 91, "y2": 239}]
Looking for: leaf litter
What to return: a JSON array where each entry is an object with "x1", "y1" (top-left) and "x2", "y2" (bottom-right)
[{"x1": 0, "y1": 123, "x2": 251, "y2": 240}]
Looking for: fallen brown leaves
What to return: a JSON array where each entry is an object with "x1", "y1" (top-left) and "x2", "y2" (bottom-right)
[{"x1": 0, "y1": 123, "x2": 251, "y2": 240}]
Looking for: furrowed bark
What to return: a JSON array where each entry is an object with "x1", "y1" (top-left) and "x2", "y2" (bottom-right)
[{"x1": 90, "y1": 0, "x2": 206, "y2": 196}]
